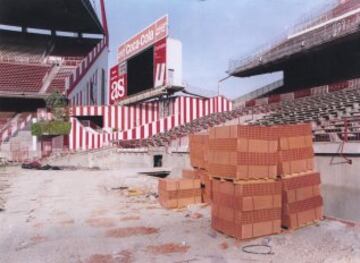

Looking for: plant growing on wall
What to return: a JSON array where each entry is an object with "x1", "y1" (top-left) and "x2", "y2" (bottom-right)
[
  {"x1": 31, "y1": 92, "x2": 71, "y2": 136},
  {"x1": 45, "y1": 92, "x2": 69, "y2": 121},
  {"x1": 31, "y1": 121, "x2": 71, "y2": 136}
]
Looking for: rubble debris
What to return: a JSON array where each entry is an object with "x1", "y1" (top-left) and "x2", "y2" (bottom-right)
[
  {"x1": 127, "y1": 188, "x2": 144, "y2": 196},
  {"x1": 21, "y1": 162, "x2": 61, "y2": 171},
  {"x1": 21, "y1": 161, "x2": 42, "y2": 170},
  {"x1": 105, "y1": 227, "x2": 159, "y2": 238},
  {"x1": 220, "y1": 241, "x2": 229, "y2": 250},
  {"x1": 86, "y1": 217, "x2": 115, "y2": 228},
  {"x1": 146, "y1": 243, "x2": 190, "y2": 255},
  {"x1": 111, "y1": 186, "x2": 128, "y2": 191}
]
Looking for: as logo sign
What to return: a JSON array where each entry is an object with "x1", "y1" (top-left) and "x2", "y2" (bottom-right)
[{"x1": 110, "y1": 77, "x2": 126, "y2": 102}]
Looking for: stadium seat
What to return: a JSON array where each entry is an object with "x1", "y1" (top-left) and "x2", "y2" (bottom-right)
[
  {"x1": 0, "y1": 62, "x2": 50, "y2": 93},
  {"x1": 116, "y1": 82, "x2": 360, "y2": 148},
  {"x1": 48, "y1": 66, "x2": 76, "y2": 93}
]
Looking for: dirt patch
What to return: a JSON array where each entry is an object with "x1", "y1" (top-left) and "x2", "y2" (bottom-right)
[
  {"x1": 31, "y1": 235, "x2": 48, "y2": 243},
  {"x1": 52, "y1": 211, "x2": 67, "y2": 216},
  {"x1": 116, "y1": 250, "x2": 133, "y2": 263},
  {"x1": 85, "y1": 254, "x2": 114, "y2": 263},
  {"x1": 146, "y1": 243, "x2": 190, "y2": 255},
  {"x1": 146, "y1": 205, "x2": 160, "y2": 210},
  {"x1": 58, "y1": 219, "x2": 75, "y2": 226},
  {"x1": 120, "y1": 216, "x2": 140, "y2": 221},
  {"x1": 91, "y1": 208, "x2": 109, "y2": 217},
  {"x1": 220, "y1": 241, "x2": 229, "y2": 250},
  {"x1": 86, "y1": 217, "x2": 116, "y2": 228},
  {"x1": 32, "y1": 222, "x2": 44, "y2": 228},
  {"x1": 105, "y1": 227, "x2": 159, "y2": 238},
  {"x1": 190, "y1": 212, "x2": 203, "y2": 219}
]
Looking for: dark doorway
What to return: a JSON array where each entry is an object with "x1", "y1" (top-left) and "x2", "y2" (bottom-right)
[{"x1": 153, "y1": 154, "x2": 163, "y2": 168}]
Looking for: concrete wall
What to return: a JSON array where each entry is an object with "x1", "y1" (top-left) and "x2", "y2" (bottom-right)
[
  {"x1": 316, "y1": 156, "x2": 360, "y2": 222},
  {"x1": 48, "y1": 147, "x2": 360, "y2": 222},
  {"x1": 167, "y1": 38, "x2": 182, "y2": 87},
  {"x1": 49, "y1": 148, "x2": 191, "y2": 177},
  {"x1": 0, "y1": 130, "x2": 41, "y2": 161}
]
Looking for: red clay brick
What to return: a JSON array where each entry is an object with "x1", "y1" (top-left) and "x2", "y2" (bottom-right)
[{"x1": 158, "y1": 178, "x2": 202, "y2": 209}]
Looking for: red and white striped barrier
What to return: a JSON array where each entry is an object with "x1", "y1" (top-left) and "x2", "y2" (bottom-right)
[
  {"x1": 69, "y1": 96, "x2": 231, "y2": 130},
  {"x1": 68, "y1": 96, "x2": 232, "y2": 151},
  {"x1": 0, "y1": 114, "x2": 33, "y2": 144}
]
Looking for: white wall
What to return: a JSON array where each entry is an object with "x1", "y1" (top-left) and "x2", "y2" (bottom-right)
[
  {"x1": 69, "y1": 47, "x2": 109, "y2": 106},
  {"x1": 167, "y1": 38, "x2": 182, "y2": 87}
]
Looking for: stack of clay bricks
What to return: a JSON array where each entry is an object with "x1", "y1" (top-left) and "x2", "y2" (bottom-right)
[
  {"x1": 208, "y1": 125, "x2": 282, "y2": 239},
  {"x1": 188, "y1": 134, "x2": 212, "y2": 204},
  {"x1": 276, "y1": 124, "x2": 323, "y2": 229},
  {"x1": 158, "y1": 178, "x2": 202, "y2": 209},
  {"x1": 158, "y1": 133, "x2": 210, "y2": 209},
  {"x1": 277, "y1": 123, "x2": 314, "y2": 176},
  {"x1": 211, "y1": 179, "x2": 282, "y2": 240},
  {"x1": 189, "y1": 133, "x2": 209, "y2": 171},
  {"x1": 207, "y1": 125, "x2": 278, "y2": 180}
]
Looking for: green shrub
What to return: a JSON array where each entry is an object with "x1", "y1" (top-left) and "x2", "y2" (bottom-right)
[
  {"x1": 31, "y1": 121, "x2": 71, "y2": 136},
  {"x1": 45, "y1": 92, "x2": 69, "y2": 121}
]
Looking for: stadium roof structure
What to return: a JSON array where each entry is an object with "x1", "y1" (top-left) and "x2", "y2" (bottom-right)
[
  {"x1": 0, "y1": 0, "x2": 103, "y2": 34},
  {"x1": 228, "y1": 0, "x2": 360, "y2": 78}
]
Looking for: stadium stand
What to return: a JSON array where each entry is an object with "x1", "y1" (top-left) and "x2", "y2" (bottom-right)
[
  {"x1": 0, "y1": 0, "x2": 108, "y2": 159},
  {"x1": 0, "y1": 29, "x2": 101, "y2": 95},
  {"x1": 0, "y1": 62, "x2": 50, "y2": 93},
  {"x1": 47, "y1": 66, "x2": 77, "y2": 93},
  {"x1": 229, "y1": 0, "x2": 360, "y2": 77},
  {"x1": 117, "y1": 77, "x2": 360, "y2": 148},
  {"x1": 0, "y1": 30, "x2": 50, "y2": 63}
]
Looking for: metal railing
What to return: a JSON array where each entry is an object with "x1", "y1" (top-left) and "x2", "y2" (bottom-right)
[
  {"x1": 229, "y1": 0, "x2": 360, "y2": 74},
  {"x1": 229, "y1": 11, "x2": 360, "y2": 74},
  {"x1": 232, "y1": 79, "x2": 284, "y2": 107}
]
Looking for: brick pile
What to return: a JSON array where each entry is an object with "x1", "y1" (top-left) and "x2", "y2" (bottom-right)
[
  {"x1": 277, "y1": 123, "x2": 314, "y2": 176},
  {"x1": 208, "y1": 125, "x2": 282, "y2": 239},
  {"x1": 211, "y1": 179, "x2": 282, "y2": 239},
  {"x1": 158, "y1": 123, "x2": 323, "y2": 237},
  {"x1": 158, "y1": 134, "x2": 211, "y2": 209},
  {"x1": 281, "y1": 172, "x2": 323, "y2": 229},
  {"x1": 158, "y1": 178, "x2": 202, "y2": 209},
  {"x1": 188, "y1": 134, "x2": 212, "y2": 204},
  {"x1": 189, "y1": 133, "x2": 209, "y2": 170},
  {"x1": 208, "y1": 125, "x2": 278, "y2": 180},
  {"x1": 276, "y1": 123, "x2": 323, "y2": 229}
]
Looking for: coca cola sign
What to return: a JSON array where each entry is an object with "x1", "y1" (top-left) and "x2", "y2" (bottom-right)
[{"x1": 118, "y1": 15, "x2": 168, "y2": 63}]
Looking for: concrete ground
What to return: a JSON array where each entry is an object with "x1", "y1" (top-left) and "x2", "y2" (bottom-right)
[{"x1": 1, "y1": 167, "x2": 360, "y2": 263}]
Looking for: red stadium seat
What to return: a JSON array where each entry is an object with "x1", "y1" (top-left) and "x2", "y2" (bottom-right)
[{"x1": 0, "y1": 62, "x2": 50, "y2": 93}]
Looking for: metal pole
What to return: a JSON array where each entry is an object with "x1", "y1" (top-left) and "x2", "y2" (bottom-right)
[{"x1": 217, "y1": 75, "x2": 231, "y2": 96}]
